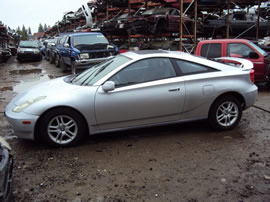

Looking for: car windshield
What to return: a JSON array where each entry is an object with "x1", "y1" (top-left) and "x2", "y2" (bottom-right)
[
  {"x1": 19, "y1": 41, "x2": 39, "y2": 48},
  {"x1": 142, "y1": 8, "x2": 168, "y2": 16},
  {"x1": 249, "y1": 41, "x2": 267, "y2": 56},
  {"x1": 73, "y1": 34, "x2": 109, "y2": 47},
  {"x1": 71, "y1": 55, "x2": 131, "y2": 86}
]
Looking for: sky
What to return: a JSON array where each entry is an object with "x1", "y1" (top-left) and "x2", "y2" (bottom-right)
[{"x1": 0, "y1": 0, "x2": 89, "y2": 33}]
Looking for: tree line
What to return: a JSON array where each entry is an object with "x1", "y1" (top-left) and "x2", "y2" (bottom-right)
[{"x1": 16, "y1": 23, "x2": 50, "y2": 40}]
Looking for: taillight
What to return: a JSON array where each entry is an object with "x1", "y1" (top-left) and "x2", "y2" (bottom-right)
[{"x1": 250, "y1": 69, "x2": 255, "y2": 83}]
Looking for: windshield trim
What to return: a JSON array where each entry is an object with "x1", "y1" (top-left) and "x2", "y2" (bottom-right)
[
  {"x1": 249, "y1": 41, "x2": 267, "y2": 56},
  {"x1": 70, "y1": 55, "x2": 132, "y2": 86}
]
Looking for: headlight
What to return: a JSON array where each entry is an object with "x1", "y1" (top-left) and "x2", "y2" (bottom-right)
[
  {"x1": 79, "y1": 53, "x2": 89, "y2": 59},
  {"x1": 12, "y1": 96, "x2": 46, "y2": 113},
  {"x1": 34, "y1": 50, "x2": 40, "y2": 54},
  {"x1": 18, "y1": 49, "x2": 24, "y2": 53}
]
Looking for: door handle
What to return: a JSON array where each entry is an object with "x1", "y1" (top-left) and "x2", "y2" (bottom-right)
[{"x1": 168, "y1": 88, "x2": 180, "y2": 92}]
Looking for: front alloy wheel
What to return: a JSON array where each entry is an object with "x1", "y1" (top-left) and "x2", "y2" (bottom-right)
[
  {"x1": 48, "y1": 115, "x2": 78, "y2": 145},
  {"x1": 39, "y1": 108, "x2": 87, "y2": 147}
]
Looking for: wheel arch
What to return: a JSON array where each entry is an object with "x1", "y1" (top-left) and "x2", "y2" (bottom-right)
[
  {"x1": 208, "y1": 91, "x2": 246, "y2": 116},
  {"x1": 34, "y1": 106, "x2": 90, "y2": 141}
]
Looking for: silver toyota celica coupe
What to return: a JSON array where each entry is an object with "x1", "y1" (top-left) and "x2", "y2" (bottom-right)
[{"x1": 5, "y1": 50, "x2": 257, "y2": 147}]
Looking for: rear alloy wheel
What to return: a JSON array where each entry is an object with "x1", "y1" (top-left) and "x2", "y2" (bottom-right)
[
  {"x1": 208, "y1": 95, "x2": 242, "y2": 130},
  {"x1": 39, "y1": 108, "x2": 87, "y2": 147}
]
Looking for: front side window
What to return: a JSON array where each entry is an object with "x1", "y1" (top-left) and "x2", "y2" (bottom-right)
[
  {"x1": 175, "y1": 59, "x2": 216, "y2": 75},
  {"x1": 201, "y1": 43, "x2": 221, "y2": 58},
  {"x1": 227, "y1": 43, "x2": 254, "y2": 58},
  {"x1": 109, "y1": 58, "x2": 176, "y2": 88}
]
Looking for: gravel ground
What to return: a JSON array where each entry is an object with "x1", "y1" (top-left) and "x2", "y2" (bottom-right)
[{"x1": 0, "y1": 57, "x2": 270, "y2": 202}]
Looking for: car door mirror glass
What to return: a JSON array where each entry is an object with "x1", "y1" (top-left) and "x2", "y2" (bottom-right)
[
  {"x1": 64, "y1": 43, "x2": 70, "y2": 48},
  {"x1": 102, "y1": 81, "x2": 115, "y2": 92}
]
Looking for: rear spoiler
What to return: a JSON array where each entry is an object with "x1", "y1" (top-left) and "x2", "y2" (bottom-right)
[{"x1": 214, "y1": 57, "x2": 254, "y2": 71}]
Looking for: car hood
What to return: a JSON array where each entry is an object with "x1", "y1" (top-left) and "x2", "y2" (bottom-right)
[{"x1": 13, "y1": 76, "x2": 80, "y2": 106}]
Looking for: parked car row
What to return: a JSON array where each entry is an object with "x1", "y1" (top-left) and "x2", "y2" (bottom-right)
[{"x1": 44, "y1": 32, "x2": 119, "y2": 74}]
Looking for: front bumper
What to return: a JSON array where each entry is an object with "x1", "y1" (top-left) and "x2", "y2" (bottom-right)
[
  {"x1": 75, "y1": 56, "x2": 114, "y2": 67},
  {"x1": 5, "y1": 102, "x2": 39, "y2": 140},
  {"x1": 0, "y1": 145, "x2": 13, "y2": 202},
  {"x1": 17, "y1": 52, "x2": 42, "y2": 61}
]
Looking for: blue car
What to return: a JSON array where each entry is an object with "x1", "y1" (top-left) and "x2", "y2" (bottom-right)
[{"x1": 55, "y1": 32, "x2": 119, "y2": 74}]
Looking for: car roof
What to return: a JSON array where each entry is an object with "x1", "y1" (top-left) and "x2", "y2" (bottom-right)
[
  {"x1": 68, "y1": 32, "x2": 104, "y2": 37},
  {"x1": 199, "y1": 39, "x2": 250, "y2": 44},
  {"x1": 121, "y1": 50, "x2": 240, "y2": 72}
]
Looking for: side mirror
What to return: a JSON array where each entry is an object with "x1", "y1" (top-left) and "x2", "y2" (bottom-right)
[
  {"x1": 248, "y1": 51, "x2": 259, "y2": 59},
  {"x1": 51, "y1": 43, "x2": 56, "y2": 46},
  {"x1": 102, "y1": 81, "x2": 115, "y2": 92},
  {"x1": 64, "y1": 43, "x2": 70, "y2": 48}
]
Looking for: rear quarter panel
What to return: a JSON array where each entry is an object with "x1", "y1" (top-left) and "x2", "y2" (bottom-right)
[{"x1": 181, "y1": 70, "x2": 254, "y2": 119}]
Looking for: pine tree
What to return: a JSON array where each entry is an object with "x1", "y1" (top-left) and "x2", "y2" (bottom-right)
[
  {"x1": 28, "y1": 27, "x2": 32, "y2": 35},
  {"x1": 21, "y1": 25, "x2": 28, "y2": 40},
  {"x1": 38, "y1": 23, "x2": 44, "y2": 32},
  {"x1": 44, "y1": 24, "x2": 48, "y2": 32},
  {"x1": 16, "y1": 26, "x2": 21, "y2": 33}
]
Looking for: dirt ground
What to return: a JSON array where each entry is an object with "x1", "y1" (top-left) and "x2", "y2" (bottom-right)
[{"x1": 0, "y1": 57, "x2": 270, "y2": 202}]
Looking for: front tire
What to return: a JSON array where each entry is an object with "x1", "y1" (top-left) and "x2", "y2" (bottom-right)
[
  {"x1": 39, "y1": 108, "x2": 87, "y2": 147},
  {"x1": 208, "y1": 95, "x2": 242, "y2": 130},
  {"x1": 55, "y1": 54, "x2": 60, "y2": 68}
]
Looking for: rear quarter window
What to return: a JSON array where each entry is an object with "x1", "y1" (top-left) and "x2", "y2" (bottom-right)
[
  {"x1": 174, "y1": 59, "x2": 217, "y2": 75},
  {"x1": 201, "y1": 43, "x2": 222, "y2": 58}
]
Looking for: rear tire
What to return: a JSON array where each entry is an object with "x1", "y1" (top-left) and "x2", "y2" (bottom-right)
[
  {"x1": 60, "y1": 57, "x2": 68, "y2": 73},
  {"x1": 208, "y1": 95, "x2": 242, "y2": 130},
  {"x1": 39, "y1": 108, "x2": 87, "y2": 147},
  {"x1": 49, "y1": 54, "x2": 54, "y2": 64}
]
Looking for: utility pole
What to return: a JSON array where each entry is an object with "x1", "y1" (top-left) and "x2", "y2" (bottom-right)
[
  {"x1": 256, "y1": 0, "x2": 261, "y2": 41},
  {"x1": 226, "y1": 0, "x2": 230, "y2": 38},
  {"x1": 179, "y1": 0, "x2": 183, "y2": 51}
]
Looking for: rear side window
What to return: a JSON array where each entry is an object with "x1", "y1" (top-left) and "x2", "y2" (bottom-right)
[
  {"x1": 174, "y1": 59, "x2": 216, "y2": 75},
  {"x1": 201, "y1": 43, "x2": 221, "y2": 58}
]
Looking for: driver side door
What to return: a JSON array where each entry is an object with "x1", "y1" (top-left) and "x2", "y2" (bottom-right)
[{"x1": 95, "y1": 57, "x2": 186, "y2": 130}]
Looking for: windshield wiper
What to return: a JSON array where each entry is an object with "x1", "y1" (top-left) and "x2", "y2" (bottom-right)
[{"x1": 94, "y1": 60, "x2": 114, "y2": 77}]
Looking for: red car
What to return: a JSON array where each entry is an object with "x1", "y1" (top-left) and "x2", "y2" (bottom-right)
[{"x1": 195, "y1": 39, "x2": 270, "y2": 85}]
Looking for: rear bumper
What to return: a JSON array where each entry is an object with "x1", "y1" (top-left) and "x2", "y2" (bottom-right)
[
  {"x1": 243, "y1": 84, "x2": 258, "y2": 109},
  {"x1": 75, "y1": 56, "x2": 114, "y2": 67}
]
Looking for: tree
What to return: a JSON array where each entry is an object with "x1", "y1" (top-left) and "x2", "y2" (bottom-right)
[
  {"x1": 16, "y1": 26, "x2": 21, "y2": 33},
  {"x1": 21, "y1": 25, "x2": 28, "y2": 40},
  {"x1": 28, "y1": 27, "x2": 32, "y2": 35},
  {"x1": 44, "y1": 24, "x2": 48, "y2": 32},
  {"x1": 38, "y1": 23, "x2": 44, "y2": 32}
]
